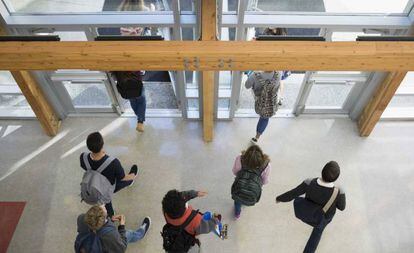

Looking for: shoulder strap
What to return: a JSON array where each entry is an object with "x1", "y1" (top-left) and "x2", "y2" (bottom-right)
[
  {"x1": 322, "y1": 187, "x2": 339, "y2": 213},
  {"x1": 83, "y1": 153, "x2": 92, "y2": 171},
  {"x1": 180, "y1": 210, "x2": 199, "y2": 230},
  {"x1": 96, "y1": 156, "x2": 116, "y2": 173}
]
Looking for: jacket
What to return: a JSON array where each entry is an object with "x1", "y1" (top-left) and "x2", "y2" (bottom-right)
[{"x1": 77, "y1": 214, "x2": 127, "y2": 253}]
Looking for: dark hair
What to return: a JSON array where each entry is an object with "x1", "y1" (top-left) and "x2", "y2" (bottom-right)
[
  {"x1": 241, "y1": 145, "x2": 270, "y2": 170},
  {"x1": 162, "y1": 190, "x2": 186, "y2": 219},
  {"x1": 263, "y1": 27, "x2": 288, "y2": 36},
  {"x1": 321, "y1": 161, "x2": 340, "y2": 182},
  {"x1": 86, "y1": 132, "x2": 104, "y2": 153}
]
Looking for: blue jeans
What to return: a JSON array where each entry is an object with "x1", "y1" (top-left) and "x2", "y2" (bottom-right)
[
  {"x1": 126, "y1": 227, "x2": 146, "y2": 243},
  {"x1": 303, "y1": 217, "x2": 332, "y2": 253},
  {"x1": 234, "y1": 201, "x2": 242, "y2": 216},
  {"x1": 129, "y1": 89, "x2": 146, "y2": 123},
  {"x1": 256, "y1": 117, "x2": 269, "y2": 135}
]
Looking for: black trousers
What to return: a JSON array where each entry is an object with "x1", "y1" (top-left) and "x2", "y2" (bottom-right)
[{"x1": 105, "y1": 179, "x2": 133, "y2": 217}]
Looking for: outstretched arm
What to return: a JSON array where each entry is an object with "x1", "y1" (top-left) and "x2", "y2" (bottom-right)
[
  {"x1": 276, "y1": 179, "x2": 311, "y2": 202},
  {"x1": 181, "y1": 190, "x2": 207, "y2": 202}
]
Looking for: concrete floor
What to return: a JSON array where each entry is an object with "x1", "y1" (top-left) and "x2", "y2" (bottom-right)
[{"x1": 1, "y1": 117, "x2": 414, "y2": 253}]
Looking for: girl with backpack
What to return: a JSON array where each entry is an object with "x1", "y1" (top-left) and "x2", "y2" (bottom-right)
[
  {"x1": 231, "y1": 145, "x2": 272, "y2": 219},
  {"x1": 245, "y1": 71, "x2": 282, "y2": 144}
]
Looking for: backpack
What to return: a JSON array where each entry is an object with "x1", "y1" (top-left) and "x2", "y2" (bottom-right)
[
  {"x1": 293, "y1": 186, "x2": 339, "y2": 227},
  {"x1": 114, "y1": 72, "x2": 143, "y2": 99},
  {"x1": 254, "y1": 72, "x2": 280, "y2": 118},
  {"x1": 74, "y1": 226, "x2": 114, "y2": 253},
  {"x1": 231, "y1": 165, "x2": 266, "y2": 206},
  {"x1": 161, "y1": 210, "x2": 199, "y2": 253},
  {"x1": 80, "y1": 153, "x2": 116, "y2": 205}
]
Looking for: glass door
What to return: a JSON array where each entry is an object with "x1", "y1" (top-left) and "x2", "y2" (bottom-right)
[{"x1": 50, "y1": 70, "x2": 119, "y2": 114}]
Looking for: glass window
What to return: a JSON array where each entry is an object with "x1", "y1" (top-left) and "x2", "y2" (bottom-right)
[
  {"x1": 223, "y1": 0, "x2": 238, "y2": 12},
  {"x1": 187, "y1": 98, "x2": 199, "y2": 119},
  {"x1": 306, "y1": 83, "x2": 354, "y2": 108},
  {"x1": 247, "y1": 0, "x2": 412, "y2": 14},
  {"x1": 3, "y1": 0, "x2": 171, "y2": 13},
  {"x1": 62, "y1": 81, "x2": 112, "y2": 108},
  {"x1": 305, "y1": 71, "x2": 368, "y2": 109},
  {"x1": 0, "y1": 71, "x2": 34, "y2": 116}
]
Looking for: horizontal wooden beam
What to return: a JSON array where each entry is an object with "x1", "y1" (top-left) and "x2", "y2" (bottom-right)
[
  {"x1": 358, "y1": 71, "x2": 407, "y2": 137},
  {"x1": 0, "y1": 41, "x2": 414, "y2": 71}
]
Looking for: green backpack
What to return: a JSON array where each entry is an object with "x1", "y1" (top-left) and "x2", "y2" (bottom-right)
[{"x1": 231, "y1": 166, "x2": 266, "y2": 206}]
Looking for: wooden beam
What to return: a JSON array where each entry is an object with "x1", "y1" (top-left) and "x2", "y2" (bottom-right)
[
  {"x1": 358, "y1": 71, "x2": 407, "y2": 136},
  {"x1": 1, "y1": 41, "x2": 414, "y2": 71},
  {"x1": 201, "y1": 0, "x2": 217, "y2": 142},
  {"x1": 201, "y1": 0, "x2": 217, "y2": 41},
  {"x1": 0, "y1": 26, "x2": 60, "y2": 136},
  {"x1": 202, "y1": 71, "x2": 215, "y2": 141},
  {"x1": 11, "y1": 71, "x2": 61, "y2": 136}
]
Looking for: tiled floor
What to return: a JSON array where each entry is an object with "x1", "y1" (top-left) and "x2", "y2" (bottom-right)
[{"x1": 0, "y1": 117, "x2": 414, "y2": 252}]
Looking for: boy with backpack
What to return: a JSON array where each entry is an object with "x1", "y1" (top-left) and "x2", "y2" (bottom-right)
[
  {"x1": 80, "y1": 132, "x2": 138, "y2": 217},
  {"x1": 276, "y1": 161, "x2": 346, "y2": 253},
  {"x1": 231, "y1": 145, "x2": 271, "y2": 219},
  {"x1": 245, "y1": 70, "x2": 282, "y2": 144},
  {"x1": 75, "y1": 205, "x2": 151, "y2": 253},
  {"x1": 112, "y1": 71, "x2": 146, "y2": 132},
  {"x1": 161, "y1": 189, "x2": 220, "y2": 253}
]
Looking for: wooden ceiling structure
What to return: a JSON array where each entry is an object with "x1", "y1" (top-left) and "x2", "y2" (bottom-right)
[{"x1": 0, "y1": 0, "x2": 413, "y2": 140}]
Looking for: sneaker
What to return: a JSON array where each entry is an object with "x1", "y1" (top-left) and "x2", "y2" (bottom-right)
[
  {"x1": 235, "y1": 213, "x2": 240, "y2": 220},
  {"x1": 141, "y1": 216, "x2": 151, "y2": 238},
  {"x1": 250, "y1": 138, "x2": 258, "y2": 145},
  {"x1": 129, "y1": 165, "x2": 139, "y2": 176},
  {"x1": 136, "y1": 122, "x2": 144, "y2": 132}
]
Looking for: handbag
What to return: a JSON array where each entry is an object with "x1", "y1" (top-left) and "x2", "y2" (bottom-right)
[{"x1": 293, "y1": 187, "x2": 339, "y2": 227}]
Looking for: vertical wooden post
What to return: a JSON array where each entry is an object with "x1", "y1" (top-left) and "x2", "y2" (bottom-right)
[
  {"x1": 358, "y1": 71, "x2": 407, "y2": 136},
  {"x1": 0, "y1": 25, "x2": 60, "y2": 136},
  {"x1": 201, "y1": 0, "x2": 217, "y2": 142}
]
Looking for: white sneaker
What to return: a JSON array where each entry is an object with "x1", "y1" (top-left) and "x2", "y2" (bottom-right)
[{"x1": 250, "y1": 138, "x2": 258, "y2": 145}]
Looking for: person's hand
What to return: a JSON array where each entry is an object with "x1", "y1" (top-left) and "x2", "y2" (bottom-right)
[
  {"x1": 111, "y1": 215, "x2": 122, "y2": 222},
  {"x1": 197, "y1": 191, "x2": 208, "y2": 197},
  {"x1": 119, "y1": 214, "x2": 126, "y2": 225}
]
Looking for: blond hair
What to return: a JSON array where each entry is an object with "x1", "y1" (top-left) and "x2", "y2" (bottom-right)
[{"x1": 84, "y1": 206, "x2": 106, "y2": 231}]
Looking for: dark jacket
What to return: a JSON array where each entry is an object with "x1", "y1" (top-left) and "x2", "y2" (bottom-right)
[
  {"x1": 77, "y1": 214, "x2": 127, "y2": 253},
  {"x1": 276, "y1": 178, "x2": 346, "y2": 219}
]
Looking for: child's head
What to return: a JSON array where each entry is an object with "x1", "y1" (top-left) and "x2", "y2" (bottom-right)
[
  {"x1": 321, "y1": 161, "x2": 340, "y2": 182},
  {"x1": 162, "y1": 190, "x2": 186, "y2": 219},
  {"x1": 86, "y1": 132, "x2": 104, "y2": 154},
  {"x1": 84, "y1": 205, "x2": 107, "y2": 231},
  {"x1": 241, "y1": 145, "x2": 269, "y2": 170}
]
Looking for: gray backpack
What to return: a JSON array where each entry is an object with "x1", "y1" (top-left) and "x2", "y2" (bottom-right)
[
  {"x1": 80, "y1": 153, "x2": 116, "y2": 205},
  {"x1": 254, "y1": 72, "x2": 280, "y2": 118}
]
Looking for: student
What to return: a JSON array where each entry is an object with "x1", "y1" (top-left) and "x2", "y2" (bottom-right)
[
  {"x1": 245, "y1": 70, "x2": 282, "y2": 144},
  {"x1": 231, "y1": 145, "x2": 271, "y2": 219},
  {"x1": 75, "y1": 205, "x2": 151, "y2": 253},
  {"x1": 114, "y1": 1, "x2": 153, "y2": 133},
  {"x1": 80, "y1": 132, "x2": 138, "y2": 217},
  {"x1": 112, "y1": 71, "x2": 147, "y2": 132},
  {"x1": 276, "y1": 161, "x2": 346, "y2": 253},
  {"x1": 161, "y1": 190, "x2": 219, "y2": 253}
]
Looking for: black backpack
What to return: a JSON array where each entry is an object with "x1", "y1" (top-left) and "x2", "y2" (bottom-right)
[
  {"x1": 114, "y1": 72, "x2": 143, "y2": 99},
  {"x1": 231, "y1": 166, "x2": 266, "y2": 206},
  {"x1": 161, "y1": 210, "x2": 199, "y2": 253}
]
